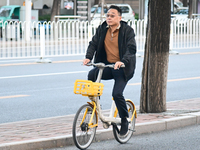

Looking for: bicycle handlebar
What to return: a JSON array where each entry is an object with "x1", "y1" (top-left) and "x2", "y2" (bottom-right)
[{"x1": 86, "y1": 62, "x2": 125, "y2": 68}]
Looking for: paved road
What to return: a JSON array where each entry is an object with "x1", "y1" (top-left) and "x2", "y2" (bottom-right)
[
  {"x1": 46, "y1": 125, "x2": 200, "y2": 150},
  {"x1": 0, "y1": 49, "x2": 200, "y2": 124}
]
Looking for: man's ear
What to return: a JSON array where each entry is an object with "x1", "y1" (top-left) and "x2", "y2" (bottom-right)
[{"x1": 119, "y1": 16, "x2": 122, "y2": 21}]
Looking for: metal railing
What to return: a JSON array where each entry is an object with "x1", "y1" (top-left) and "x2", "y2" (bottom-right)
[
  {"x1": 0, "y1": 18, "x2": 200, "y2": 60},
  {"x1": 0, "y1": 20, "x2": 89, "y2": 59},
  {"x1": 170, "y1": 18, "x2": 200, "y2": 49}
]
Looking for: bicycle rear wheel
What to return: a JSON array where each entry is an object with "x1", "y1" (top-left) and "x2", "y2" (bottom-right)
[
  {"x1": 113, "y1": 100, "x2": 136, "y2": 144},
  {"x1": 73, "y1": 104, "x2": 97, "y2": 150}
]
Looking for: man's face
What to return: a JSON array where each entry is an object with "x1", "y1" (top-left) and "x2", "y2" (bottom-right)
[{"x1": 106, "y1": 9, "x2": 122, "y2": 26}]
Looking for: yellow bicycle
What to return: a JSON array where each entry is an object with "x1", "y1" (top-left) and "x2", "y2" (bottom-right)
[{"x1": 72, "y1": 63, "x2": 137, "y2": 150}]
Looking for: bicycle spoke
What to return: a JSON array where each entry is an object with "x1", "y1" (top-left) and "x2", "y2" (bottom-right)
[{"x1": 73, "y1": 104, "x2": 97, "y2": 149}]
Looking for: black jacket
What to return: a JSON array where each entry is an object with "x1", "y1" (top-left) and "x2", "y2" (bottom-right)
[{"x1": 86, "y1": 21, "x2": 137, "y2": 81}]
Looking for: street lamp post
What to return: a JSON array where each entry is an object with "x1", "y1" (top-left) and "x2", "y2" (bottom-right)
[
  {"x1": 7, "y1": 0, "x2": 10, "y2": 5},
  {"x1": 25, "y1": 0, "x2": 31, "y2": 42},
  {"x1": 101, "y1": 0, "x2": 105, "y2": 23}
]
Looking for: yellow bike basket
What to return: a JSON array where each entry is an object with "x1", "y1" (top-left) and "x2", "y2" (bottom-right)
[{"x1": 74, "y1": 80, "x2": 104, "y2": 96}]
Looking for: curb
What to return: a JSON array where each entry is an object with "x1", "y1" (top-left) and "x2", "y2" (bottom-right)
[{"x1": 0, "y1": 112, "x2": 200, "y2": 150}]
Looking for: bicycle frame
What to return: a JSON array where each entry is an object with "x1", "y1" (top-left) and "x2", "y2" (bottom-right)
[
  {"x1": 73, "y1": 63, "x2": 137, "y2": 150},
  {"x1": 85, "y1": 98, "x2": 137, "y2": 129},
  {"x1": 80, "y1": 63, "x2": 137, "y2": 129}
]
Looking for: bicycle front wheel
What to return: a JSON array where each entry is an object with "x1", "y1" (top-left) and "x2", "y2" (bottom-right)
[
  {"x1": 113, "y1": 100, "x2": 136, "y2": 144},
  {"x1": 72, "y1": 104, "x2": 97, "y2": 150}
]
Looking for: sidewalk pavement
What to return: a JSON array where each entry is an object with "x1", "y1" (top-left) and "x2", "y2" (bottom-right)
[{"x1": 0, "y1": 98, "x2": 200, "y2": 150}]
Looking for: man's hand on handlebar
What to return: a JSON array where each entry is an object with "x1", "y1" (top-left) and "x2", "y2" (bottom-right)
[
  {"x1": 83, "y1": 59, "x2": 91, "y2": 65},
  {"x1": 83, "y1": 60, "x2": 125, "y2": 69},
  {"x1": 114, "y1": 61, "x2": 124, "y2": 70}
]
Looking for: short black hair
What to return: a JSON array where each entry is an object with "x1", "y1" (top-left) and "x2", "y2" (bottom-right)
[{"x1": 108, "y1": 5, "x2": 122, "y2": 16}]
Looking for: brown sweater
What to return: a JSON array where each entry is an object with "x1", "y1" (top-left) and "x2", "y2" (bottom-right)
[{"x1": 104, "y1": 27, "x2": 120, "y2": 63}]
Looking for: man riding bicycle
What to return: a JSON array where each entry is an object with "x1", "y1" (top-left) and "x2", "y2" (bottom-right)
[{"x1": 83, "y1": 5, "x2": 136, "y2": 136}]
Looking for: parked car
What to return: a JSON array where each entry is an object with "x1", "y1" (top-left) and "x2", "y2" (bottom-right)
[
  {"x1": 172, "y1": 8, "x2": 188, "y2": 19},
  {"x1": 175, "y1": 8, "x2": 188, "y2": 15},
  {"x1": 90, "y1": 4, "x2": 135, "y2": 26},
  {"x1": 174, "y1": 1, "x2": 184, "y2": 12},
  {"x1": 171, "y1": 8, "x2": 189, "y2": 27}
]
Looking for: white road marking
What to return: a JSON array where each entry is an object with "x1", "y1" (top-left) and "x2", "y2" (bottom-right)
[
  {"x1": 128, "y1": 76, "x2": 200, "y2": 86},
  {"x1": 0, "y1": 95, "x2": 29, "y2": 99},
  {"x1": 0, "y1": 71, "x2": 87, "y2": 79},
  {"x1": 0, "y1": 59, "x2": 37, "y2": 63}
]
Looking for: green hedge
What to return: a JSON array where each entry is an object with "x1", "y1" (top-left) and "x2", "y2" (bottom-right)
[
  {"x1": 39, "y1": 14, "x2": 51, "y2": 21},
  {"x1": 135, "y1": 13, "x2": 139, "y2": 20}
]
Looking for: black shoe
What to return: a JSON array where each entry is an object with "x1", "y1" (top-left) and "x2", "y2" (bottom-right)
[{"x1": 120, "y1": 117, "x2": 128, "y2": 136}]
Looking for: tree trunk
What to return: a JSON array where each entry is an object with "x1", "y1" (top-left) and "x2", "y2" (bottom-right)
[
  {"x1": 182, "y1": 0, "x2": 188, "y2": 7},
  {"x1": 94, "y1": 0, "x2": 100, "y2": 5},
  {"x1": 57, "y1": 0, "x2": 61, "y2": 15},
  {"x1": 188, "y1": 0, "x2": 193, "y2": 19},
  {"x1": 140, "y1": 0, "x2": 171, "y2": 113},
  {"x1": 50, "y1": 0, "x2": 61, "y2": 22}
]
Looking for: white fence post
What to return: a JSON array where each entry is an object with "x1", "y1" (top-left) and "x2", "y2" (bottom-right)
[
  {"x1": 40, "y1": 26, "x2": 45, "y2": 58},
  {"x1": 170, "y1": 20, "x2": 179, "y2": 54},
  {"x1": 88, "y1": 24, "x2": 92, "y2": 42},
  {"x1": 1, "y1": 19, "x2": 200, "y2": 60},
  {"x1": 36, "y1": 26, "x2": 51, "y2": 63}
]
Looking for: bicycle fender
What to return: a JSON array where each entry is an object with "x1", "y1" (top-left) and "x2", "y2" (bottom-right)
[{"x1": 125, "y1": 99, "x2": 137, "y2": 118}]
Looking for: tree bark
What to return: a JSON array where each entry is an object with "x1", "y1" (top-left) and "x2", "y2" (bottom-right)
[
  {"x1": 182, "y1": 0, "x2": 188, "y2": 7},
  {"x1": 51, "y1": 0, "x2": 61, "y2": 22},
  {"x1": 140, "y1": 0, "x2": 171, "y2": 113},
  {"x1": 94, "y1": 0, "x2": 100, "y2": 5},
  {"x1": 188, "y1": 0, "x2": 193, "y2": 19}
]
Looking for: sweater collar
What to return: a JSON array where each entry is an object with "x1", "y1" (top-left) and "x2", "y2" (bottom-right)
[{"x1": 106, "y1": 23, "x2": 121, "y2": 29}]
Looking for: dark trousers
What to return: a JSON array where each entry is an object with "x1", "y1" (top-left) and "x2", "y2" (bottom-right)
[{"x1": 88, "y1": 67, "x2": 129, "y2": 118}]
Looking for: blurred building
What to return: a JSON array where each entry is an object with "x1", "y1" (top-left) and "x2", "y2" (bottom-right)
[
  {"x1": 1, "y1": 0, "x2": 199, "y2": 19},
  {"x1": 0, "y1": 0, "x2": 138, "y2": 12}
]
